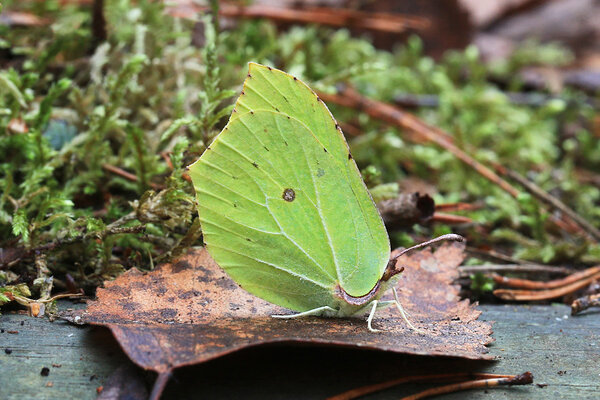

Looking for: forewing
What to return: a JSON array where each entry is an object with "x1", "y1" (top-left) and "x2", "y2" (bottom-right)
[{"x1": 231, "y1": 63, "x2": 390, "y2": 297}]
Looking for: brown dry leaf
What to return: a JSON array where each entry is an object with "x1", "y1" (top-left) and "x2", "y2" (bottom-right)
[{"x1": 80, "y1": 242, "x2": 492, "y2": 389}]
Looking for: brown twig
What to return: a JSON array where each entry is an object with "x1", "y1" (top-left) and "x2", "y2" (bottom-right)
[
  {"x1": 102, "y1": 163, "x2": 163, "y2": 190},
  {"x1": 492, "y1": 266, "x2": 600, "y2": 290},
  {"x1": 431, "y1": 212, "x2": 473, "y2": 225},
  {"x1": 571, "y1": 293, "x2": 600, "y2": 315},
  {"x1": 318, "y1": 87, "x2": 521, "y2": 198},
  {"x1": 393, "y1": 91, "x2": 587, "y2": 109},
  {"x1": 400, "y1": 372, "x2": 533, "y2": 400},
  {"x1": 494, "y1": 165, "x2": 600, "y2": 242},
  {"x1": 494, "y1": 271, "x2": 600, "y2": 301},
  {"x1": 436, "y1": 202, "x2": 482, "y2": 212},
  {"x1": 160, "y1": 152, "x2": 174, "y2": 170},
  {"x1": 459, "y1": 264, "x2": 572, "y2": 276},
  {"x1": 326, "y1": 372, "x2": 514, "y2": 400},
  {"x1": 168, "y1": 4, "x2": 430, "y2": 34}
]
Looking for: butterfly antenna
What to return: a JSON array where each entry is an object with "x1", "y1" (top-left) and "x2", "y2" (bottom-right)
[
  {"x1": 382, "y1": 234, "x2": 464, "y2": 281},
  {"x1": 393, "y1": 287, "x2": 426, "y2": 334},
  {"x1": 392, "y1": 233, "x2": 464, "y2": 261}
]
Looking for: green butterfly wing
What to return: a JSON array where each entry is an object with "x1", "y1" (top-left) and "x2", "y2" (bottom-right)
[{"x1": 189, "y1": 63, "x2": 390, "y2": 313}]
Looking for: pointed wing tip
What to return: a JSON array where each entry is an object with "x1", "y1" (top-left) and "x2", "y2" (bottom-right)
[{"x1": 248, "y1": 62, "x2": 278, "y2": 76}]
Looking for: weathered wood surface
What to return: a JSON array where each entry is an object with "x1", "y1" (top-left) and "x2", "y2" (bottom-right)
[{"x1": 1, "y1": 303, "x2": 598, "y2": 399}]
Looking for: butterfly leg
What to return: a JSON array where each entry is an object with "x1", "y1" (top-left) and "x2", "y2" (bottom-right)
[
  {"x1": 375, "y1": 300, "x2": 395, "y2": 309},
  {"x1": 271, "y1": 306, "x2": 337, "y2": 319},
  {"x1": 378, "y1": 299, "x2": 413, "y2": 318},
  {"x1": 392, "y1": 287, "x2": 425, "y2": 334},
  {"x1": 366, "y1": 300, "x2": 381, "y2": 333}
]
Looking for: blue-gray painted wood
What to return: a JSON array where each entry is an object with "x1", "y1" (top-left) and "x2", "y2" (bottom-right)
[{"x1": 1, "y1": 303, "x2": 598, "y2": 399}]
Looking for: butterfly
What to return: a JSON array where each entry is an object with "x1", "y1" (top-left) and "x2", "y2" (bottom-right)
[{"x1": 189, "y1": 63, "x2": 462, "y2": 332}]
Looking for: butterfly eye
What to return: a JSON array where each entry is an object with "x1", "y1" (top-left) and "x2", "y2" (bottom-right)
[{"x1": 282, "y1": 188, "x2": 296, "y2": 202}]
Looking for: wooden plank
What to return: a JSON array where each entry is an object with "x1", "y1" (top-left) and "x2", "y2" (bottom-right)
[
  {"x1": 0, "y1": 307, "x2": 131, "y2": 400},
  {"x1": 1, "y1": 303, "x2": 598, "y2": 399}
]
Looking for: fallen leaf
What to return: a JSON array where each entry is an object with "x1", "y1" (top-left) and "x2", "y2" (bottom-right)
[{"x1": 78, "y1": 241, "x2": 491, "y2": 379}]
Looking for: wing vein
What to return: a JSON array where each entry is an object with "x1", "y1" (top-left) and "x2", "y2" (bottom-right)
[
  {"x1": 244, "y1": 82, "x2": 281, "y2": 111},
  {"x1": 198, "y1": 169, "x2": 267, "y2": 207},
  {"x1": 295, "y1": 128, "x2": 342, "y2": 284},
  {"x1": 208, "y1": 243, "x2": 330, "y2": 289},
  {"x1": 200, "y1": 206, "x2": 280, "y2": 234},
  {"x1": 236, "y1": 116, "x2": 298, "y2": 188}
]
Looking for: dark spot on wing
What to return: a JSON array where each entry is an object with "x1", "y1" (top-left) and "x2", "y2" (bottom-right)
[
  {"x1": 284, "y1": 141, "x2": 288, "y2": 146},
  {"x1": 264, "y1": 146, "x2": 269, "y2": 151},
  {"x1": 250, "y1": 110, "x2": 254, "y2": 115},
  {"x1": 293, "y1": 76, "x2": 297, "y2": 81},
  {"x1": 335, "y1": 123, "x2": 340, "y2": 129},
  {"x1": 282, "y1": 188, "x2": 296, "y2": 202},
  {"x1": 246, "y1": 238, "x2": 252, "y2": 242},
  {"x1": 247, "y1": 74, "x2": 252, "y2": 78},
  {"x1": 286, "y1": 115, "x2": 290, "y2": 119},
  {"x1": 252, "y1": 162, "x2": 258, "y2": 168},
  {"x1": 233, "y1": 203, "x2": 238, "y2": 208},
  {"x1": 267, "y1": 66, "x2": 273, "y2": 71},
  {"x1": 348, "y1": 153, "x2": 353, "y2": 160},
  {"x1": 241, "y1": 90, "x2": 245, "y2": 95},
  {"x1": 274, "y1": 107, "x2": 280, "y2": 112},
  {"x1": 323, "y1": 148, "x2": 328, "y2": 153}
]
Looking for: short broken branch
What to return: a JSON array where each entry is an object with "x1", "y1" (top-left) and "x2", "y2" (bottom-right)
[
  {"x1": 377, "y1": 193, "x2": 434, "y2": 228},
  {"x1": 571, "y1": 293, "x2": 600, "y2": 315}
]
